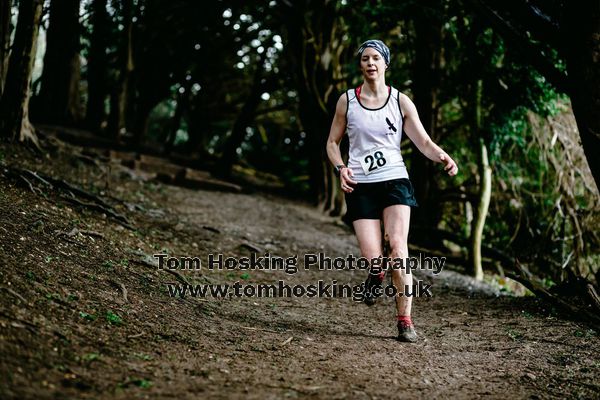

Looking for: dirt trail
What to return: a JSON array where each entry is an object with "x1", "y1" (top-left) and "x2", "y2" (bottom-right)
[{"x1": 0, "y1": 142, "x2": 598, "y2": 399}]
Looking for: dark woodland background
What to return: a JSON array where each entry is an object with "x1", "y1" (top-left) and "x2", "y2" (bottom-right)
[{"x1": 0, "y1": 0, "x2": 599, "y2": 320}]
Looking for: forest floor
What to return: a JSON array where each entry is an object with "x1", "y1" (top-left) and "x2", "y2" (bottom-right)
[{"x1": 0, "y1": 134, "x2": 599, "y2": 400}]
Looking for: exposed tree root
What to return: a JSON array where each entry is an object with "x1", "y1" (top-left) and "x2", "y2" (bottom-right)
[{"x1": 1, "y1": 165, "x2": 134, "y2": 230}]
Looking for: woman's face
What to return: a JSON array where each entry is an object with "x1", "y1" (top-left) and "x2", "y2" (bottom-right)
[{"x1": 360, "y1": 47, "x2": 387, "y2": 81}]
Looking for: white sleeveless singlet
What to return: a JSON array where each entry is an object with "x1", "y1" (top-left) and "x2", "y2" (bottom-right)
[{"x1": 346, "y1": 86, "x2": 409, "y2": 183}]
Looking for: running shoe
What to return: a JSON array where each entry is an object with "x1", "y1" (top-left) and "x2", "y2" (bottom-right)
[
  {"x1": 397, "y1": 319, "x2": 417, "y2": 342},
  {"x1": 363, "y1": 270, "x2": 385, "y2": 306}
]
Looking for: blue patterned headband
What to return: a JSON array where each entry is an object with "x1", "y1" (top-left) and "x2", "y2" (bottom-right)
[{"x1": 356, "y1": 39, "x2": 390, "y2": 65}]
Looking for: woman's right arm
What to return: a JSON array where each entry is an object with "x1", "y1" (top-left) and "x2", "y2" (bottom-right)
[{"x1": 325, "y1": 93, "x2": 357, "y2": 192}]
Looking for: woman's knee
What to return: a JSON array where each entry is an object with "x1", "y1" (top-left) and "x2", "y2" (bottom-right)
[
  {"x1": 360, "y1": 248, "x2": 383, "y2": 260},
  {"x1": 388, "y1": 235, "x2": 408, "y2": 258}
]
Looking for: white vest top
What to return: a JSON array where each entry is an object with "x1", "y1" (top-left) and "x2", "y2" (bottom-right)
[{"x1": 346, "y1": 86, "x2": 409, "y2": 182}]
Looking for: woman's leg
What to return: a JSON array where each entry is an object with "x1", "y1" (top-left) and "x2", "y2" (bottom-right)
[
  {"x1": 353, "y1": 218, "x2": 385, "y2": 305},
  {"x1": 352, "y1": 219, "x2": 383, "y2": 261},
  {"x1": 382, "y1": 205, "x2": 412, "y2": 316}
]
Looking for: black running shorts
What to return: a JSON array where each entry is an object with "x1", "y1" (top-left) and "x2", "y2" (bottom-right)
[{"x1": 343, "y1": 178, "x2": 419, "y2": 224}]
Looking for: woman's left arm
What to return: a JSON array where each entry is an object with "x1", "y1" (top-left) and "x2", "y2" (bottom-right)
[{"x1": 400, "y1": 93, "x2": 458, "y2": 176}]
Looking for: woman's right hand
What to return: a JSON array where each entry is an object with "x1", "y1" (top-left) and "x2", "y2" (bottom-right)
[{"x1": 340, "y1": 167, "x2": 358, "y2": 193}]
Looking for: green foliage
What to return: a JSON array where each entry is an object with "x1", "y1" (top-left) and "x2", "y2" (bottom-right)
[
  {"x1": 102, "y1": 260, "x2": 115, "y2": 271},
  {"x1": 25, "y1": 271, "x2": 36, "y2": 281},
  {"x1": 483, "y1": 95, "x2": 597, "y2": 279},
  {"x1": 133, "y1": 352, "x2": 154, "y2": 361},
  {"x1": 106, "y1": 310, "x2": 123, "y2": 325},
  {"x1": 521, "y1": 311, "x2": 534, "y2": 319},
  {"x1": 425, "y1": 4, "x2": 599, "y2": 282},
  {"x1": 507, "y1": 328, "x2": 524, "y2": 341},
  {"x1": 79, "y1": 312, "x2": 97, "y2": 321},
  {"x1": 46, "y1": 293, "x2": 61, "y2": 301},
  {"x1": 81, "y1": 353, "x2": 100, "y2": 362},
  {"x1": 66, "y1": 294, "x2": 79, "y2": 302},
  {"x1": 573, "y1": 329, "x2": 597, "y2": 338},
  {"x1": 118, "y1": 377, "x2": 153, "y2": 389}
]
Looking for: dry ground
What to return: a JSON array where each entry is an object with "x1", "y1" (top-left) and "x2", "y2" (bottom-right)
[{"x1": 0, "y1": 139, "x2": 598, "y2": 399}]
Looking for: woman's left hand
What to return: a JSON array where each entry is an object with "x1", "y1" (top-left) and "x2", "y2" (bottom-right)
[{"x1": 439, "y1": 153, "x2": 458, "y2": 176}]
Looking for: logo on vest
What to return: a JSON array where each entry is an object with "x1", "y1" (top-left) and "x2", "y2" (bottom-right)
[{"x1": 385, "y1": 117, "x2": 397, "y2": 135}]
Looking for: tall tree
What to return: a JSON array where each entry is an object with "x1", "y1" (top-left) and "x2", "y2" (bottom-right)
[
  {"x1": 278, "y1": 0, "x2": 346, "y2": 210},
  {"x1": 0, "y1": 0, "x2": 43, "y2": 145},
  {"x1": 35, "y1": 0, "x2": 81, "y2": 125},
  {"x1": 561, "y1": 2, "x2": 600, "y2": 192},
  {"x1": 214, "y1": 57, "x2": 270, "y2": 178},
  {"x1": 85, "y1": 0, "x2": 109, "y2": 132},
  {"x1": 108, "y1": 0, "x2": 134, "y2": 140},
  {"x1": 129, "y1": 0, "x2": 178, "y2": 145},
  {"x1": 129, "y1": 0, "x2": 242, "y2": 148},
  {"x1": 0, "y1": 0, "x2": 12, "y2": 96},
  {"x1": 409, "y1": 0, "x2": 445, "y2": 234},
  {"x1": 162, "y1": 79, "x2": 191, "y2": 155}
]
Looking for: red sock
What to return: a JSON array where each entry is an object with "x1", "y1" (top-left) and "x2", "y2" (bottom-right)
[{"x1": 397, "y1": 315, "x2": 413, "y2": 326}]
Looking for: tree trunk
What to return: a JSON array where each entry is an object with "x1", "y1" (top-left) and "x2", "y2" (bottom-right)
[
  {"x1": 214, "y1": 60, "x2": 265, "y2": 178},
  {"x1": 85, "y1": 0, "x2": 109, "y2": 132},
  {"x1": 410, "y1": 0, "x2": 443, "y2": 235},
  {"x1": 0, "y1": 0, "x2": 42, "y2": 146},
  {"x1": 130, "y1": 72, "x2": 171, "y2": 146},
  {"x1": 561, "y1": 2, "x2": 600, "y2": 192},
  {"x1": 108, "y1": 0, "x2": 134, "y2": 141},
  {"x1": 469, "y1": 80, "x2": 491, "y2": 281},
  {"x1": 35, "y1": 0, "x2": 81, "y2": 125},
  {"x1": 186, "y1": 94, "x2": 211, "y2": 157},
  {"x1": 163, "y1": 81, "x2": 191, "y2": 155},
  {"x1": 0, "y1": 0, "x2": 12, "y2": 97},
  {"x1": 279, "y1": 0, "x2": 345, "y2": 207},
  {"x1": 132, "y1": 106, "x2": 150, "y2": 147},
  {"x1": 131, "y1": 96, "x2": 158, "y2": 148}
]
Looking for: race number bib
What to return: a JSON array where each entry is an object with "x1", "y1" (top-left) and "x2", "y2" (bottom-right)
[{"x1": 360, "y1": 147, "x2": 389, "y2": 175}]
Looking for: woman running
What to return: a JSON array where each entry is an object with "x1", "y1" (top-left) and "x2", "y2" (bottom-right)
[{"x1": 325, "y1": 39, "x2": 458, "y2": 342}]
